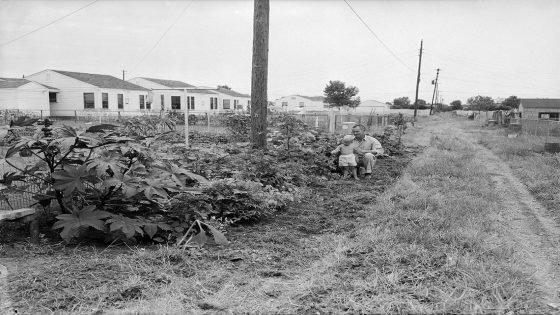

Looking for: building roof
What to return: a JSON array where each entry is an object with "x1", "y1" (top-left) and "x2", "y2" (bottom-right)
[
  {"x1": 139, "y1": 77, "x2": 195, "y2": 88},
  {"x1": 0, "y1": 78, "x2": 59, "y2": 90},
  {"x1": 52, "y1": 70, "x2": 149, "y2": 91},
  {"x1": 520, "y1": 99, "x2": 560, "y2": 109},
  {"x1": 0, "y1": 78, "x2": 29, "y2": 88},
  {"x1": 214, "y1": 87, "x2": 250, "y2": 98},
  {"x1": 298, "y1": 95, "x2": 325, "y2": 102},
  {"x1": 188, "y1": 89, "x2": 217, "y2": 95}
]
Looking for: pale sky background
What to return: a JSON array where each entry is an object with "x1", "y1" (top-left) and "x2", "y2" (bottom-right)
[{"x1": 0, "y1": 0, "x2": 559, "y2": 104}]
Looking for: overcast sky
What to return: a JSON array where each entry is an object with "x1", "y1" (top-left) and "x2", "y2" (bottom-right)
[{"x1": 1, "y1": 0, "x2": 559, "y2": 104}]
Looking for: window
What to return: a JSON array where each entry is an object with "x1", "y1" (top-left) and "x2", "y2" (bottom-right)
[
  {"x1": 160, "y1": 95, "x2": 165, "y2": 110},
  {"x1": 187, "y1": 96, "x2": 195, "y2": 110},
  {"x1": 234, "y1": 99, "x2": 242, "y2": 109},
  {"x1": 49, "y1": 92, "x2": 57, "y2": 103},
  {"x1": 299, "y1": 102, "x2": 304, "y2": 108},
  {"x1": 118, "y1": 94, "x2": 123, "y2": 109},
  {"x1": 146, "y1": 98, "x2": 151, "y2": 110},
  {"x1": 102, "y1": 93, "x2": 109, "y2": 109},
  {"x1": 210, "y1": 97, "x2": 218, "y2": 110},
  {"x1": 539, "y1": 112, "x2": 560, "y2": 121},
  {"x1": 139, "y1": 95, "x2": 145, "y2": 109},
  {"x1": 223, "y1": 99, "x2": 231, "y2": 110},
  {"x1": 282, "y1": 102, "x2": 288, "y2": 107},
  {"x1": 83, "y1": 93, "x2": 94, "y2": 109},
  {"x1": 171, "y1": 96, "x2": 181, "y2": 109}
]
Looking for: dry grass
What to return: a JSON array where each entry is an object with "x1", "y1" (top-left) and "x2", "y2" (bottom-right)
[
  {"x1": 4, "y1": 116, "x2": 550, "y2": 314},
  {"x1": 475, "y1": 126, "x2": 560, "y2": 224}
]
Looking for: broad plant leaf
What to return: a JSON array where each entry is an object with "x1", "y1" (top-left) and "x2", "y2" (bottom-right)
[
  {"x1": 143, "y1": 223, "x2": 158, "y2": 239},
  {"x1": 52, "y1": 165, "x2": 91, "y2": 194},
  {"x1": 200, "y1": 221, "x2": 228, "y2": 245},
  {"x1": 188, "y1": 230, "x2": 208, "y2": 247},
  {"x1": 52, "y1": 206, "x2": 110, "y2": 242},
  {"x1": 86, "y1": 151, "x2": 126, "y2": 176},
  {"x1": 103, "y1": 172, "x2": 141, "y2": 198},
  {"x1": 106, "y1": 214, "x2": 144, "y2": 239}
]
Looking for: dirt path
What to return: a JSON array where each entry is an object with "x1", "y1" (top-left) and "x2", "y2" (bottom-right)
[{"x1": 447, "y1": 121, "x2": 560, "y2": 307}]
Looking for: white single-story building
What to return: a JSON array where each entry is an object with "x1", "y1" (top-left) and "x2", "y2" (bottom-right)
[
  {"x1": 26, "y1": 70, "x2": 150, "y2": 117},
  {"x1": 519, "y1": 98, "x2": 560, "y2": 120},
  {"x1": 128, "y1": 77, "x2": 195, "y2": 111},
  {"x1": 273, "y1": 95, "x2": 326, "y2": 112},
  {"x1": 0, "y1": 78, "x2": 58, "y2": 116},
  {"x1": 209, "y1": 87, "x2": 251, "y2": 112},
  {"x1": 346, "y1": 99, "x2": 390, "y2": 115}
]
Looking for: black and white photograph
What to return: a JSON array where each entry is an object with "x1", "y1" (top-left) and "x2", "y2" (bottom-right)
[{"x1": 1, "y1": 0, "x2": 559, "y2": 313}]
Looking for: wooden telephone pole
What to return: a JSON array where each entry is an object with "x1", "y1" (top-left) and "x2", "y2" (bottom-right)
[
  {"x1": 429, "y1": 68, "x2": 440, "y2": 115},
  {"x1": 413, "y1": 40, "x2": 423, "y2": 118},
  {"x1": 250, "y1": 0, "x2": 269, "y2": 149}
]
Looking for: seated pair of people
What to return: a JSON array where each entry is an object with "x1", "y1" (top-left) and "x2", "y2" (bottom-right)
[{"x1": 331, "y1": 125, "x2": 384, "y2": 180}]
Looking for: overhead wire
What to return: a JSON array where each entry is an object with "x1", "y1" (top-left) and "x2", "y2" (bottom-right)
[
  {"x1": 129, "y1": 1, "x2": 194, "y2": 75},
  {"x1": 342, "y1": 0, "x2": 415, "y2": 73},
  {"x1": 0, "y1": 0, "x2": 101, "y2": 47}
]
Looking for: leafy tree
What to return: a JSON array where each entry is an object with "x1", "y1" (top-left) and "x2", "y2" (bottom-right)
[
  {"x1": 217, "y1": 85, "x2": 232, "y2": 90},
  {"x1": 323, "y1": 80, "x2": 360, "y2": 108},
  {"x1": 467, "y1": 95, "x2": 495, "y2": 112},
  {"x1": 392, "y1": 97, "x2": 411, "y2": 109},
  {"x1": 450, "y1": 100, "x2": 463, "y2": 110},
  {"x1": 416, "y1": 99, "x2": 428, "y2": 110},
  {"x1": 502, "y1": 96, "x2": 520, "y2": 109}
]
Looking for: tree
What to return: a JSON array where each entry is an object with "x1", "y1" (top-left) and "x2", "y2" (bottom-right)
[
  {"x1": 392, "y1": 97, "x2": 411, "y2": 109},
  {"x1": 450, "y1": 100, "x2": 463, "y2": 110},
  {"x1": 467, "y1": 95, "x2": 495, "y2": 112},
  {"x1": 502, "y1": 96, "x2": 520, "y2": 109},
  {"x1": 323, "y1": 80, "x2": 360, "y2": 108},
  {"x1": 217, "y1": 85, "x2": 232, "y2": 90},
  {"x1": 417, "y1": 99, "x2": 428, "y2": 110}
]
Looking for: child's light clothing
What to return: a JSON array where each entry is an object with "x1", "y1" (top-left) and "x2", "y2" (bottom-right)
[{"x1": 339, "y1": 153, "x2": 357, "y2": 166}]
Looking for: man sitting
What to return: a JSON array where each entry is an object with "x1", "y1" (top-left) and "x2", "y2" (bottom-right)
[{"x1": 350, "y1": 124, "x2": 384, "y2": 178}]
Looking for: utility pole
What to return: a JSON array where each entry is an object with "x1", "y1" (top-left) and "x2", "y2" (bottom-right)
[
  {"x1": 413, "y1": 40, "x2": 423, "y2": 119},
  {"x1": 250, "y1": 0, "x2": 269, "y2": 149},
  {"x1": 429, "y1": 68, "x2": 440, "y2": 115}
]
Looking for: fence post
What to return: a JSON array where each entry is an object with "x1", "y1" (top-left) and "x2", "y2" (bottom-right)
[
  {"x1": 75, "y1": 110, "x2": 78, "y2": 123},
  {"x1": 40, "y1": 110, "x2": 43, "y2": 119},
  {"x1": 206, "y1": 112, "x2": 210, "y2": 132}
]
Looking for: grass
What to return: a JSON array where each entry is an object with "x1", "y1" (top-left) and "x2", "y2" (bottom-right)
[
  {"x1": 475, "y1": 125, "x2": 560, "y2": 224},
  {"x1": 2, "y1": 116, "x2": 551, "y2": 314}
]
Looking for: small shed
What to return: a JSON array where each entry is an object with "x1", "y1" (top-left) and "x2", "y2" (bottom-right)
[{"x1": 519, "y1": 99, "x2": 560, "y2": 120}]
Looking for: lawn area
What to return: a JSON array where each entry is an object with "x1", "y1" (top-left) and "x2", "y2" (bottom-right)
[{"x1": 2, "y1": 114, "x2": 557, "y2": 314}]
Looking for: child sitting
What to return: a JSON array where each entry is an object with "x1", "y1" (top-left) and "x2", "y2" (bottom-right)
[{"x1": 331, "y1": 135, "x2": 359, "y2": 180}]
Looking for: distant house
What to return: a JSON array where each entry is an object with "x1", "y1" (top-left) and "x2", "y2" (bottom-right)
[
  {"x1": 348, "y1": 99, "x2": 390, "y2": 114},
  {"x1": 26, "y1": 70, "x2": 149, "y2": 117},
  {"x1": 273, "y1": 95, "x2": 326, "y2": 112},
  {"x1": 0, "y1": 78, "x2": 58, "y2": 115},
  {"x1": 519, "y1": 99, "x2": 560, "y2": 120}
]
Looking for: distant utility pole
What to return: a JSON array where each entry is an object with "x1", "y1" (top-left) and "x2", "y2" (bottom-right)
[
  {"x1": 413, "y1": 40, "x2": 423, "y2": 119},
  {"x1": 429, "y1": 68, "x2": 440, "y2": 115},
  {"x1": 122, "y1": 70, "x2": 126, "y2": 81},
  {"x1": 250, "y1": 0, "x2": 269, "y2": 149}
]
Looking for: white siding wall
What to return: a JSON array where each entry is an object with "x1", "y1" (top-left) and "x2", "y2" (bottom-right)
[
  {"x1": 274, "y1": 95, "x2": 325, "y2": 112},
  {"x1": 17, "y1": 82, "x2": 50, "y2": 113},
  {"x1": 0, "y1": 89, "x2": 17, "y2": 108}
]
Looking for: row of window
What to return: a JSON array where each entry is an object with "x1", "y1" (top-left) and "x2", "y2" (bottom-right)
[
  {"x1": 281, "y1": 101, "x2": 306, "y2": 108},
  {"x1": 81, "y1": 93, "x2": 247, "y2": 110}
]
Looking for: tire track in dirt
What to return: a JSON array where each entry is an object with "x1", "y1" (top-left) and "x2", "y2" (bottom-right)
[{"x1": 461, "y1": 129, "x2": 560, "y2": 307}]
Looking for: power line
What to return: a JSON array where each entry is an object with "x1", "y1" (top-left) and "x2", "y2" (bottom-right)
[
  {"x1": 130, "y1": 1, "x2": 194, "y2": 75},
  {"x1": 343, "y1": 0, "x2": 415, "y2": 72},
  {"x1": 0, "y1": 0, "x2": 100, "y2": 47}
]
